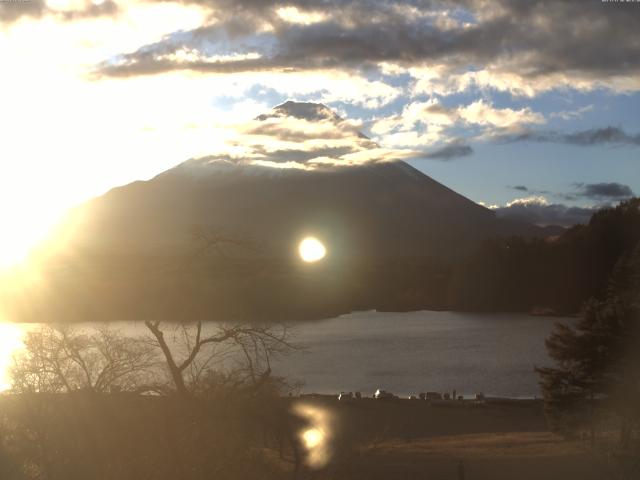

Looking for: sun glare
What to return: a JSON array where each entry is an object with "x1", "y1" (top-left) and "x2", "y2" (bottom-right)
[
  {"x1": 0, "y1": 206, "x2": 62, "y2": 271},
  {"x1": 0, "y1": 323, "x2": 26, "y2": 391},
  {"x1": 294, "y1": 403, "x2": 333, "y2": 469},
  {"x1": 0, "y1": 236, "x2": 36, "y2": 270},
  {"x1": 302, "y1": 428, "x2": 324, "y2": 448},
  {"x1": 299, "y1": 237, "x2": 326, "y2": 262}
]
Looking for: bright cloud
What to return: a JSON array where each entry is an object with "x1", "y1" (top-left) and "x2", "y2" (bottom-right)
[
  {"x1": 370, "y1": 99, "x2": 544, "y2": 149},
  {"x1": 458, "y1": 100, "x2": 544, "y2": 130},
  {"x1": 506, "y1": 196, "x2": 550, "y2": 208}
]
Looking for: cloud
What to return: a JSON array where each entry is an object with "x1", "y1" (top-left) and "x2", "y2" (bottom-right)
[
  {"x1": 549, "y1": 105, "x2": 594, "y2": 121},
  {"x1": 0, "y1": 0, "x2": 118, "y2": 23},
  {"x1": 510, "y1": 185, "x2": 528, "y2": 192},
  {"x1": 391, "y1": 99, "x2": 542, "y2": 132},
  {"x1": 573, "y1": 182, "x2": 635, "y2": 201},
  {"x1": 493, "y1": 196, "x2": 595, "y2": 227},
  {"x1": 457, "y1": 100, "x2": 544, "y2": 129},
  {"x1": 421, "y1": 142, "x2": 473, "y2": 160},
  {"x1": 257, "y1": 101, "x2": 340, "y2": 123},
  {"x1": 370, "y1": 99, "x2": 455, "y2": 137},
  {"x1": 563, "y1": 128, "x2": 640, "y2": 147},
  {"x1": 183, "y1": 100, "x2": 474, "y2": 169},
  {"x1": 0, "y1": 0, "x2": 46, "y2": 22},
  {"x1": 90, "y1": 0, "x2": 640, "y2": 96},
  {"x1": 191, "y1": 100, "x2": 427, "y2": 170},
  {"x1": 498, "y1": 126, "x2": 640, "y2": 147},
  {"x1": 370, "y1": 98, "x2": 543, "y2": 151}
]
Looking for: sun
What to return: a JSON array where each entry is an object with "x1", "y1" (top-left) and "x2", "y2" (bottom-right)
[
  {"x1": 0, "y1": 193, "x2": 67, "y2": 271},
  {"x1": 0, "y1": 235, "x2": 36, "y2": 270},
  {"x1": 0, "y1": 222, "x2": 50, "y2": 271},
  {"x1": 298, "y1": 237, "x2": 326, "y2": 262}
]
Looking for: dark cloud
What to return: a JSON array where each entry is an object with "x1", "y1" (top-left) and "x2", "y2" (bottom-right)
[
  {"x1": 249, "y1": 146, "x2": 356, "y2": 162},
  {"x1": 563, "y1": 127, "x2": 640, "y2": 146},
  {"x1": 257, "y1": 101, "x2": 340, "y2": 122},
  {"x1": 574, "y1": 182, "x2": 635, "y2": 200},
  {"x1": 0, "y1": 0, "x2": 45, "y2": 23},
  {"x1": 511, "y1": 185, "x2": 528, "y2": 192},
  {"x1": 501, "y1": 126, "x2": 640, "y2": 147},
  {"x1": 93, "y1": 0, "x2": 640, "y2": 84},
  {"x1": 0, "y1": 0, "x2": 118, "y2": 23},
  {"x1": 421, "y1": 142, "x2": 473, "y2": 160},
  {"x1": 494, "y1": 200, "x2": 594, "y2": 227}
]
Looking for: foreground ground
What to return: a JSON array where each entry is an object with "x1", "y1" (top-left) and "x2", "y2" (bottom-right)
[
  {"x1": 279, "y1": 396, "x2": 607, "y2": 480},
  {"x1": 0, "y1": 393, "x2": 612, "y2": 479}
]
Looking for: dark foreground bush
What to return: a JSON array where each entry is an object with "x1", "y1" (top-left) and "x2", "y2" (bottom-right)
[{"x1": 0, "y1": 391, "x2": 304, "y2": 480}]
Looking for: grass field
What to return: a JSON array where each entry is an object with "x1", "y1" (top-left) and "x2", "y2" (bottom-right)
[{"x1": 286, "y1": 397, "x2": 608, "y2": 480}]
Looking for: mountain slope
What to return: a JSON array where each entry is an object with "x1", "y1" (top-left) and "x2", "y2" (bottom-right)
[
  {"x1": 69, "y1": 158, "x2": 518, "y2": 259},
  {"x1": 5, "y1": 102, "x2": 552, "y2": 323}
]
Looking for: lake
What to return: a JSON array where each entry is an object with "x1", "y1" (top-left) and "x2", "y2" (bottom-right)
[
  {"x1": 0, "y1": 310, "x2": 565, "y2": 397},
  {"x1": 272, "y1": 310, "x2": 563, "y2": 398}
]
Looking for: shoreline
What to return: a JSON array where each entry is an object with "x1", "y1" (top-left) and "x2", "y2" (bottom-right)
[{"x1": 297, "y1": 392, "x2": 542, "y2": 403}]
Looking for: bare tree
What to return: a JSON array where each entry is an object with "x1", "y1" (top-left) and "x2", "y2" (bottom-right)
[
  {"x1": 143, "y1": 320, "x2": 295, "y2": 397},
  {"x1": 143, "y1": 226, "x2": 296, "y2": 397},
  {"x1": 11, "y1": 325, "x2": 157, "y2": 394},
  {"x1": 187, "y1": 226, "x2": 256, "y2": 265}
]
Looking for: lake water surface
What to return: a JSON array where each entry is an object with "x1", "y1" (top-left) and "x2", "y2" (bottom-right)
[
  {"x1": 0, "y1": 310, "x2": 565, "y2": 397},
  {"x1": 272, "y1": 310, "x2": 563, "y2": 398}
]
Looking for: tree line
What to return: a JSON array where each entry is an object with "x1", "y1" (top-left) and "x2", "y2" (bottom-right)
[
  {"x1": 444, "y1": 198, "x2": 640, "y2": 313},
  {"x1": 534, "y1": 201, "x2": 640, "y2": 478}
]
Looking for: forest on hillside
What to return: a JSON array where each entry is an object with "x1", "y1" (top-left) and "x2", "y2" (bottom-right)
[
  {"x1": 6, "y1": 200, "x2": 639, "y2": 324},
  {"x1": 168, "y1": 196, "x2": 640, "y2": 319},
  {"x1": 442, "y1": 198, "x2": 640, "y2": 314},
  {"x1": 370, "y1": 198, "x2": 640, "y2": 315}
]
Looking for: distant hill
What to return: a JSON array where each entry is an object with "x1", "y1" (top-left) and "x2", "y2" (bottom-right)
[{"x1": 3, "y1": 102, "x2": 560, "y2": 323}]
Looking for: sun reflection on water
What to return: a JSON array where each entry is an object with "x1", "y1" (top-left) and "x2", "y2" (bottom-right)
[
  {"x1": 294, "y1": 402, "x2": 333, "y2": 469},
  {"x1": 303, "y1": 427, "x2": 325, "y2": 449}
]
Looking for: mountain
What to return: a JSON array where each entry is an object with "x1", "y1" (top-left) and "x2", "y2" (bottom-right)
[
  {"x1": 65, "y1": 157, "x2": 520, "y2": 259},
  {"x1": 4, "y1": 102, "x2": 555, "y2": 323},
  {"x1": 61, "y1": 101, "x2": 544, "y2": 259}
]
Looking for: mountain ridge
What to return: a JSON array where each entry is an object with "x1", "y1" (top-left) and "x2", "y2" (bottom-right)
[{"x1": 4, "y1": 102, "x2": 560, "y2": 322}]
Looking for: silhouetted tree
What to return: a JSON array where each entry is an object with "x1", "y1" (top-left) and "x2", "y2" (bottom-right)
[
  {"x1": 143, "y1": 226, "x2": 297, "y2": 397},
  {"x1": 11, "y1": 325, "x2": 157, "y2": 394},
  {"x1": 537, "y1": 241, "x2": 640, "y2": 447},
  {"x1": 143, "y1": 320, "x2": 295, "y2": 397}
]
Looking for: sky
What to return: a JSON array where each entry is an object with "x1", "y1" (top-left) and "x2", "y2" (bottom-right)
[{"x1": 1, "y1": 0, "x2": 639, "y2": 265}]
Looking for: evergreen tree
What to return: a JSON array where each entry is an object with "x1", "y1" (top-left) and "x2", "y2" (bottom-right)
[{"x1": 536, "y1": 242, "x2": 640, "y2": 443}]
